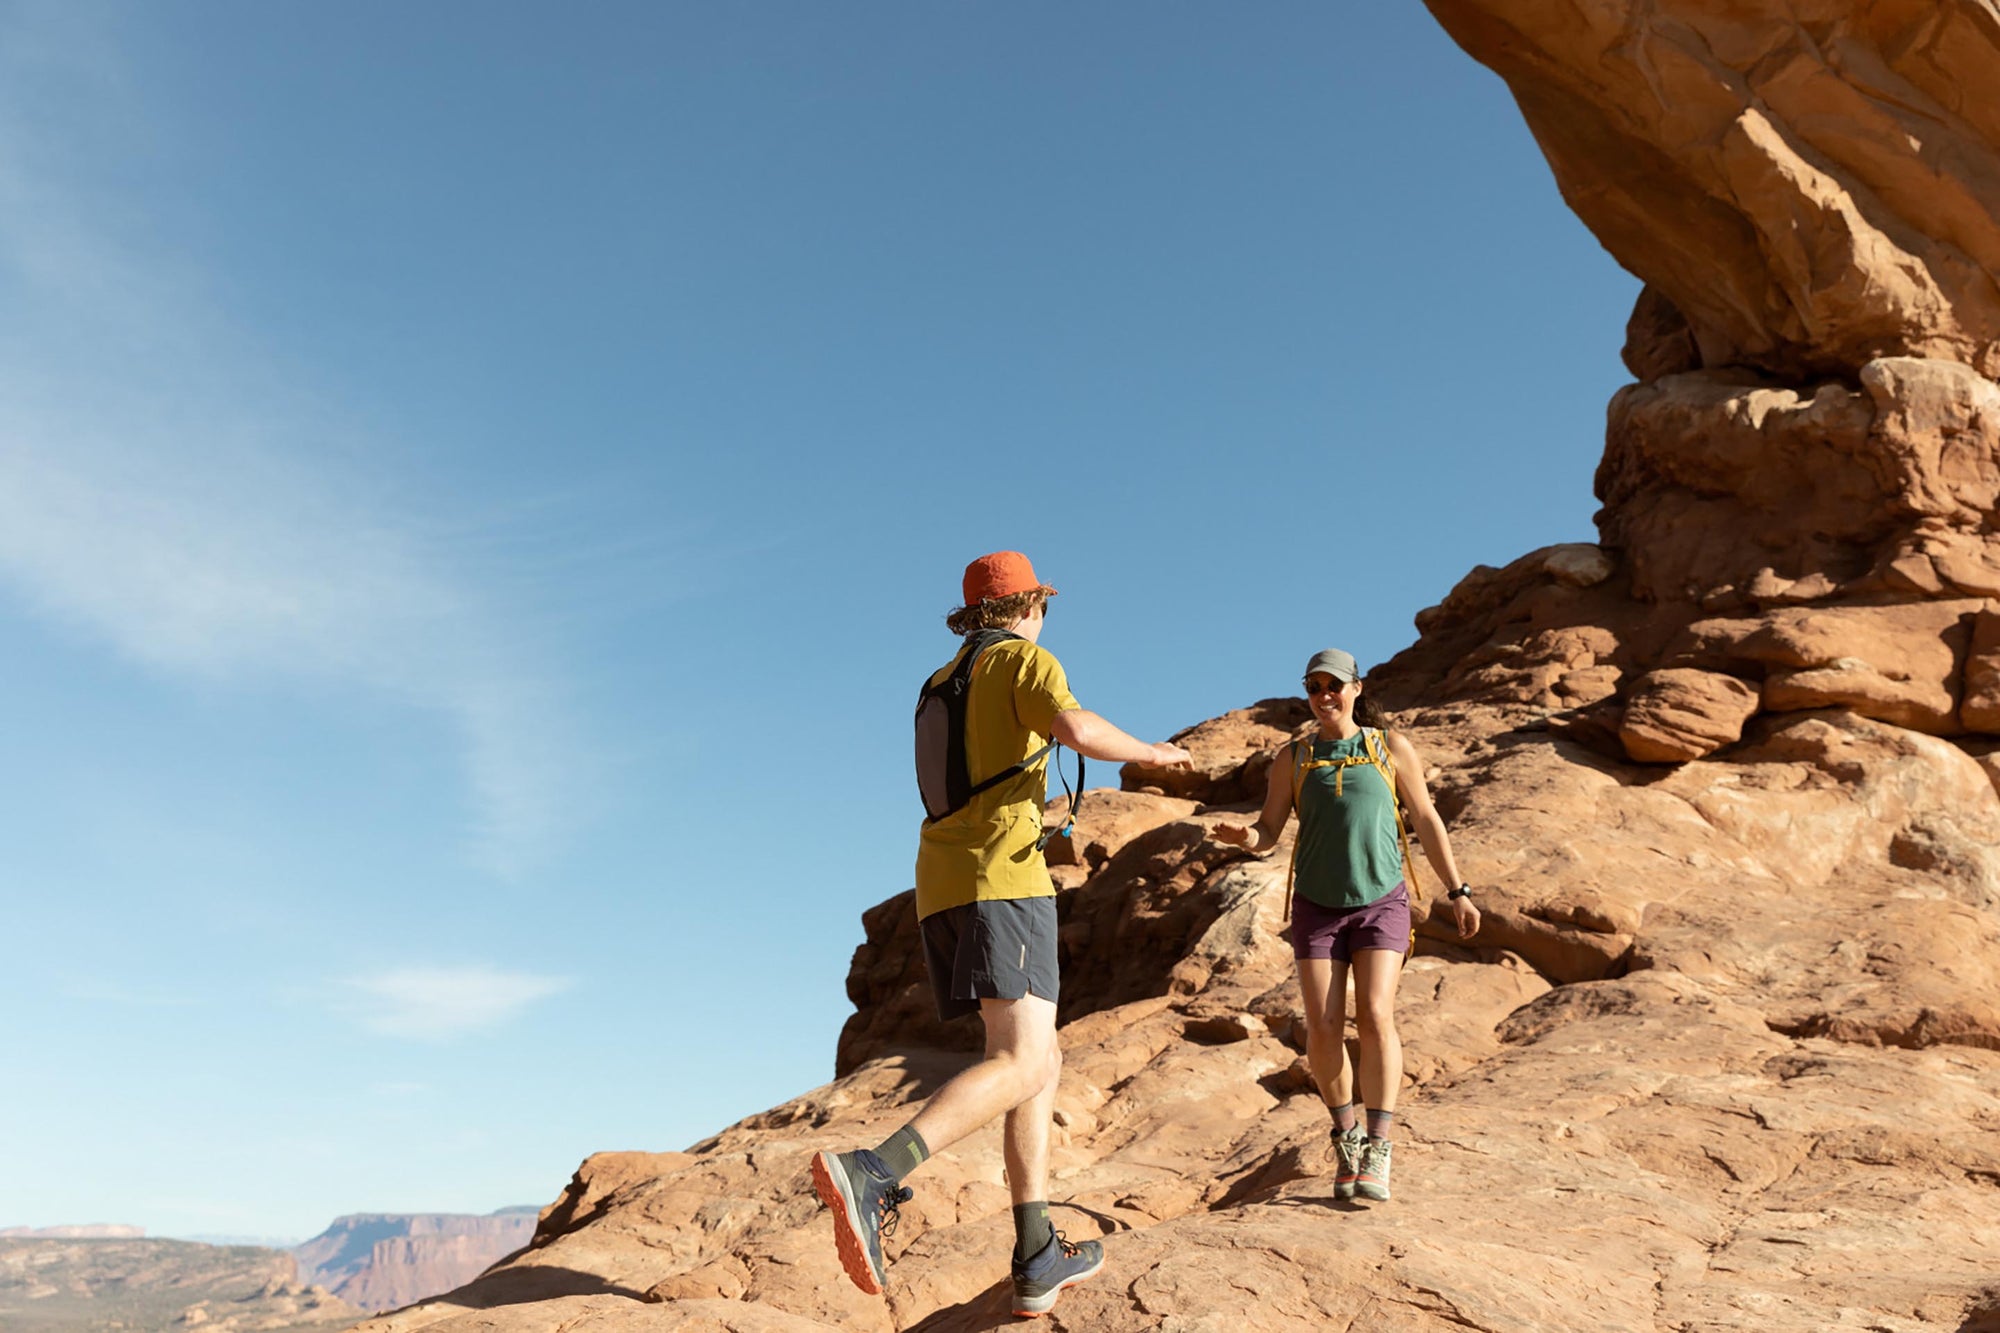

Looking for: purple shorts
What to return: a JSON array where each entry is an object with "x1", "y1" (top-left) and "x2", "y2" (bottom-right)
[{"x1": 1289, "y1": 883, "x2": 1411, "y2": 962}]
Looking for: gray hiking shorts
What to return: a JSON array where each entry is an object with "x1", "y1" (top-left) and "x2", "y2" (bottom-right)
[{"x1": 919, "y1": 896, "x2": 1060, "y2": 1022}]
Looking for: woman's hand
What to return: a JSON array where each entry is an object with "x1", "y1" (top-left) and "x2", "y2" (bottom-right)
[
  {"x1": 1211, "y1": 820, "x2": 1259, "y2": 850},
  {"x1": 1449, "y1": 894, "x2": 1481, "y2": 939}
]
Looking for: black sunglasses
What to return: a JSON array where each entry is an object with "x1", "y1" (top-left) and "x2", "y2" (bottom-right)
[{"x1": 1303, "y1": 676, "x2": 1350, "y2": 695}]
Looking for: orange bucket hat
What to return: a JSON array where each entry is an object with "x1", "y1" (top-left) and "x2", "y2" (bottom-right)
[{"x1": 962, "y1": 551, "x2": 1058, "y2": 605}]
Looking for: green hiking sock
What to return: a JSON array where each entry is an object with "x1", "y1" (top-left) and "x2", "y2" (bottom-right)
[
  {"x1": 1012, "y1": 1202, "x2": 1053, "y2": 1265},
  {"x1": 872, "y1": 1125, "x2": 931, "y2": 1185}
]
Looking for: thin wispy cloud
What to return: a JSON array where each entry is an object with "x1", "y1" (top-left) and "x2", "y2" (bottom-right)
[
  {"x1": 342, "y1": 966, "x2": 571, "y2": 1041},
  {"x1": 0, "y1": 9, "x2": 580, "y2": 872}
]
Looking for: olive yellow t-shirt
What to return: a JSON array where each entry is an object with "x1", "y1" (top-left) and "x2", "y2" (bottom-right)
[{"x1": 914, "y1": 638, "x2": 1081, "y2": 920}]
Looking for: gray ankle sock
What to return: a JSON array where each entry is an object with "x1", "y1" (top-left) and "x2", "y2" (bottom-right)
[
  {"x1": 1332, "y1": 1100, "x2": 1360, "y2": 1135},
  {"x1": 1366, "y1": 1107, "x2": 1394, "y2": 1142},
  {"x1": 1012, "y1": 1202, "x2": 1053, "y2": 1265},
  {"x1": 871, "y1": 1125, "x2": 930, "y2": 1185}
]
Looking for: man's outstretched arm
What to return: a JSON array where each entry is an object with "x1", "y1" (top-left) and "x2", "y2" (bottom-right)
[{"x1": 1050, "y1": 709, "x2": 1191, "y2": 767}]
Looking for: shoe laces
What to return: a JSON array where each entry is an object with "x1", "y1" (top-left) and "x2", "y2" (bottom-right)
[
  {"x1": 1052, "y1": 1228, "x2": 1084, "y2": 1258},
  {"x1": 877, "y1": 1185, "x2": 915, "y2": 1240}
]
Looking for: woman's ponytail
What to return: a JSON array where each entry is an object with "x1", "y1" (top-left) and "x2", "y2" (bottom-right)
[{"x1": 1353, "y1": 685, "x2": 1387, "y2": 730}]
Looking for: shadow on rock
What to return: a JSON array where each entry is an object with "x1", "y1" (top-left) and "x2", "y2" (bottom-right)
[
  {"x1": 1266, "y1": 1192, "x2": 1369, "y2": 1214},
  {"x1": 393, "y1": 1264, "x2": 652, "y2": 1313},
  {"x1": 1961, "y1": 1288, "x2": 2000, "y2": 1333},
  {"x1": 903, "y1": 1281, "x2": 1019, "y2": 1333}
]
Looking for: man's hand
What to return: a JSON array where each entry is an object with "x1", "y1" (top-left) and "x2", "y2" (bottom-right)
[
  {"x1": 1449, "y1": 895, "x2": 1481, "y2": 939},
  {"x1": 1052, "y1": 711, "x2": 1195, "y2": 767}
]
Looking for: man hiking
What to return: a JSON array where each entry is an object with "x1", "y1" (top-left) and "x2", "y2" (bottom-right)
[{"x1": 812, "y1": 550, "x2": 1192, "y2": 1319}]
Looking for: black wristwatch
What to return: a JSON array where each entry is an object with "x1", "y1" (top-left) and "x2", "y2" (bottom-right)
[{"x1": 1447, "y1": 883, "x2": 1473, "y2": 901}]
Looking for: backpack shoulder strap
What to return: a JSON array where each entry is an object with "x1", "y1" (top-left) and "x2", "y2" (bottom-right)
[
  {"x1": 1366, "y1": 727, "x2": 1423, "y2": 904},
  {"x1": 1363, "y1": 727, "x2": 1395, "y2": 785},
  {"x1": 1288, "y1": 737, "x2": 1311, "y2": 807},
  {"x1": 918, "y1": 629, "x2": 1061, "y2": 826}
]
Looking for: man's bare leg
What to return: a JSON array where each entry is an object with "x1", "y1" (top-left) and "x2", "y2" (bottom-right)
[
  {"x1": 993, "y1": 999, "x2": 1062, "y2": 1269},
  {"x1": 1002, "y1": 1048, "x2": 1059, "y2": 1205},
  {"x1": 907, "y1": 993, "x2": 1059, "y2": 1154},
  {"x1": 811, "y1": 995, "x2": 1056, "y2": 1296}
]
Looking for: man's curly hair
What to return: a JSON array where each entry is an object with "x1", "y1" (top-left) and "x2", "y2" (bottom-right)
[{"x1": 945, "y1": 589, "x2": 1046, "y2": 636}]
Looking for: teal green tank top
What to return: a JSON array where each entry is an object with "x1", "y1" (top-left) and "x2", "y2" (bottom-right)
[{"x1": 1293, "y1": 730, "x2": 1405, "y2": 910}]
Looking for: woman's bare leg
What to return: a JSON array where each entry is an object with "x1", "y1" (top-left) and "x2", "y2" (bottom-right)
[{"x1": 1296, "y1": 956, "x2": 1354, "y2": 1109}]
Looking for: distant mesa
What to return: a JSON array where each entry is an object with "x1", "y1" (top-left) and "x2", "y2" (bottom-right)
[
  {"x1": 0, "y1": 1212, "x2": 537, "y2": 1326},
  {"x1": 293, "y1": 1210, "x2": 539, "y2": 1314}
]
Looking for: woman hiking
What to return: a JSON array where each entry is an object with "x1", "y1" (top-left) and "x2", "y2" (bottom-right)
[{"x1": 1210, "y1": 648, "x2": 1480, "y2": 1202}]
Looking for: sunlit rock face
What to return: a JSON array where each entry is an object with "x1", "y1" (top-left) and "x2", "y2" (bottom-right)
[
  {"x1": 1423, "y1": 0, "x2": 2000, "y2": 381},
  {"x1": 1387, "y1": 0, "x2": 2000, "y2": 769}
]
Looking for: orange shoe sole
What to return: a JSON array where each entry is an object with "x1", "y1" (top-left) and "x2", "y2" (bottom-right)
[{"x1": 810, "y1": 1151, "x2": 884, "y2": 1296}]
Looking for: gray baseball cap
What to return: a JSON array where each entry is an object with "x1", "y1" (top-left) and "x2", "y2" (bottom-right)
[{"x1": 1302, "y1": 648, "x2": 1361, "y2": 684}]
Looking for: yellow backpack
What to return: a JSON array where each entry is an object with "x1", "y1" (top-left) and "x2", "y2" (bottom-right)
[{"x1": 1284, "y1": 728, "x2": 1423, "y2": 928}]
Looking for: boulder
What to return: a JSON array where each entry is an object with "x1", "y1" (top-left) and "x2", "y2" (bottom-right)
[
  {"x1": 1619, "y1": 667, "x2": 1761, "y2": 762},
  {"x1": 1598, "y1": 361, "x2": 2000, "y2": 609},
  {"x1": 1671, "y1": 600, "x2": 1981, "y2": 734},
  {"x1": 1041, "y1": 788, "x2": 1200, "y2": 874}
]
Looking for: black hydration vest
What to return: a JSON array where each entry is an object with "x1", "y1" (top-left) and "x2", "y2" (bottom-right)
[{"x1": 914, "y1": 629, "x2": 1081, "y2": 845}]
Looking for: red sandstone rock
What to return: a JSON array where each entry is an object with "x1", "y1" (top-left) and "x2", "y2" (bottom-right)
[
  {"x1": 1040, "y1": 787, "x2": 1200, "y2": 874},
  {"x1": 1598, "y1": 361, "x2": 2000, "y2": 608},
  {"x1": 1622, "y1": 284, "x2": 1701, "y2": 381},
  {"x1": 1963, "y1": 609, "x2": 2000, "y2": 734},
  {"x1": 1671, "y1": 600, "x2": 1981, "y2": 734},
  {"x1": 1119, "y1": 698, "x2": 1308, "y2": 804},
  {"x1": 348, "y1": 703, "x2": 2000, "y2": 1333},
  {"x1": 1422, "y1": 0, "x2": 2000, "y2": 380},
  {"x1": 1619, "y1": 667, "x2": 1761, "y2": 762}
]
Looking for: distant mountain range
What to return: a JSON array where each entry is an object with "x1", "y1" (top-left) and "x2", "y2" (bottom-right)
[
  {"x1": 0, "y1": 1234, "x2": 357, "y2": 1333},
  {"x1": 1, "y1": 1208, "x2": 541, "y2": 1329}
]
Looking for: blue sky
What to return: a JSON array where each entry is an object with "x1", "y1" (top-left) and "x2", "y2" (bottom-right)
[{"x1": 0, "y1": 2, "x2": 1637, "y2": 1241}]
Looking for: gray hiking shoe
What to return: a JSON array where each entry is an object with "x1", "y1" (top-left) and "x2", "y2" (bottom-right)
[
  {"x1": 1332, "y1": 1126, "x2": 1367, "y2": 1201},
  {"x1": 1011, "y1": 1230, "x2": 1104, "y2": 1318},
  {"x1": 810, "y1": 1149, "x2": 913, "y2": 1296},
  {"x1": 1355, "y1": 1138, "x2": 1393, "y2": 1202}
]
